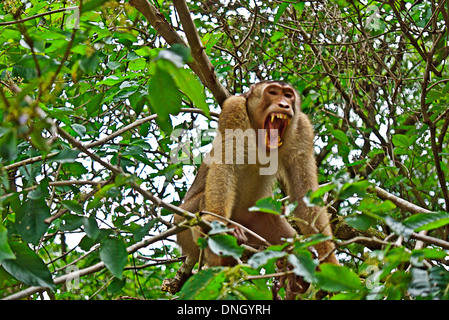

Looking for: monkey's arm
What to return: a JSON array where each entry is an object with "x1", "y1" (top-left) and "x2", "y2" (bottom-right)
[
  {"x1": 202, "y1": 95, "x2": 249, "y2": 223},
  {"x1": 281, "y1": 114, "x2": 339, "y2": 264},
  {"x1": 283, "y1": 159, "x2": 338, "y2": 264}
]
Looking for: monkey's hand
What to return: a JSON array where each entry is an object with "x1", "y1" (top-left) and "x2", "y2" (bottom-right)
[
  {"x1": 201, "y1": 213, "x2": 248, "y2": 243},
  {"x1": 228, "y1": 224, "x2": 248, "y2": 245},
  {"x1": 276, "y1": 258, "x2": 310, "y2": 300}
]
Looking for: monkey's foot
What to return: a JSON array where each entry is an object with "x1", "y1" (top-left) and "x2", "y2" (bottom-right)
[{"x1": 229, "y1": 225, "x2": 248, "y2": 245}]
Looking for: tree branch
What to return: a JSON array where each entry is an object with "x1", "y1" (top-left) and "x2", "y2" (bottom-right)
[
  {"x1": 129, "y1": 0, "x2": 230, "y2": 105},
  {"x1": 420, "y1": 29, "x2": 449, "y2": 211},
  {"x1": 373, "y1": 186, "x2": 432, "y2": 214}
]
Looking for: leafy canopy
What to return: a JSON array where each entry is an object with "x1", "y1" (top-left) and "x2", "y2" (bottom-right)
[{"x1": 0, "y1": 0, "x2": 449, "y2": 300}]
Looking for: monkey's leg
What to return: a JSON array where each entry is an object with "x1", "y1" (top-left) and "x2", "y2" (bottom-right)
[{"x1": 281, "y1": 156, "x2": 339, "y2": 265}]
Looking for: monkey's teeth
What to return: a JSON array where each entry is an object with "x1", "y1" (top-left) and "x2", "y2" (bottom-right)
[{"x1": 270, "y1": 113, "x2": 289, "y2": 121}]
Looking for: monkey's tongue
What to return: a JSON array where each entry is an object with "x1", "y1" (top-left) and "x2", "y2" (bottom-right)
[{"x1": 265, "y1": 119, "x2": 282, "y2": 148}]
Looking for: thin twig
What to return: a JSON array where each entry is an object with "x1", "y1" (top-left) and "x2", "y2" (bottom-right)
[{"x1": 0, "y1": 7, "x2": 76, "y2": 26}]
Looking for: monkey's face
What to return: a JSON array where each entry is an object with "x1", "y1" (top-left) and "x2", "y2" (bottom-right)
[{"x1": 247, "y1": 83, "x2": 295, "y2": 150}]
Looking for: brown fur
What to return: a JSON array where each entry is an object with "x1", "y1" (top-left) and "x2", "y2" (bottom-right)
[{"x1": 169, "y1": 82, "x2": 338, "y2": 295}]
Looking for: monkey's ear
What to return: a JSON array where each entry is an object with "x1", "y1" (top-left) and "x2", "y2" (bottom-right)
[
  {"x1": 294, "y1": 89, "x2": 302, "y2": 112},
  {"x1": 242, "y1": 84, "x2": 256, "y2": 99}
]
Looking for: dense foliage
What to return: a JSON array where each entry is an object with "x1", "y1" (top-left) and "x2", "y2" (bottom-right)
[{"x1": 0, "y1": 0, "x2": 449, "y2": 300}]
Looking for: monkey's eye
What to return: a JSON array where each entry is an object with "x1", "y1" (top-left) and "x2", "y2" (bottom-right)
[
  {"x1": 269, "y1": 90, "x2": 278, "y2": 96},
  {"x1": 285, "y1": 93, "x2": 293, "y2": 98}
]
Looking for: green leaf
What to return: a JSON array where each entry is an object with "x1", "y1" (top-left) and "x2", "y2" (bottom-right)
[
  {"x1": 392, "y1": 134, "x2": 411, "y2": 148},
  {"x1": 304, "y1": 183, "x2": 336, "y2": 207},
  {"x1": 345, "y1": 213, "x2": 377, "y2": 231},
  {"x1": 148, "y1": 63, "x2": 182, "y2": 132},
  {"x1": 338, "y1": 180, "x2": 371, "y2": 200},
  {"x1": 132, "y1": 219, "x2": 157, "y2": 241},
  {"x1": 274, "y1": 3, "x2": 289, "y2": 23},
  {"x1": 248, "y1": 250, "x2": 286, "y2": 269},
  {"x1": 333, "y1": 129, "x2": 349, "y2": 144},
  {"x1": 249, "y1": 197, "x2": 282, "y2": 215},
  {"x1": 83, "y1": 215, "x2": 100, "y2": 240},
  {"x1": 1, "y1": 241, "x2": 55, "y2": 289},
  {"x1": 79, "y1": 235, "x2": 96, "y2": 251},
  {"x1": 99, "y1": 237, "x2": 128, "y2": 280},
  {"x1": 315, "y1": 264, "x2": 364, "y2": 292},
  {"x1": 30, "y1": 130, "x2": 51, "y2": 152},
  {"x1": 178, "y1": 267, "x2": 226, "y2": 299},
  {"x1": 207, "y1": 234, "x2": 244, "y2": 260},
  {"x1": 287, "y1": 251, "x2": 318, "y2": 283},
  {"x1": 96, "y1": 75, "x2": 123, "y2": 86},
  {"x1": 169, "y1": 44, "x2": 193, "y2": 63},
  {"x1": 0, "y1": 225, "x2": 15, "y2": 262},
  {"x1": 425, "y1": 90, "x2": 443, "y2": 103},
  {"x1": 270, "y1": 31, "x2": 285, "y2": 42},
  {"x1": 51, "y1": 149, "x2": 80, "y2": 163},
  {"x1": 28, "y1": 179, "x2": 49, "y2": 200},
  {"x1": 385, "y1": 216, "x2": 413, "y2": 238},
  {"x1": 208, "y1": 220, "x2": 234, "y2": 235},
  {"x1": 293, "y1": 2, "x2": 305, "y2": 15},
  {"x1": 156, "y1": 46, "x2": 190, "y2": 68},
  {"x1": 429, "y1": 266, "x2": 449, "y2": 298},
  {"x1": 81, "y1": 0, "x2": 109, "y2": 13},
  {"x1": 234, "y1": 283, "x2": 272, "y2": 300},
  {"x1": 61, "y1": 214, "x2": 85, "y2": 231},
  {"x1": 171, "y1": 67, "x2": 209, "y2": 117},
  {"x1": 72, "y1": 124, "x2": 87, "y2": 137},
  {"x1": 0, "y1": 127, "x2": 18, "y2": 162},
  {"x1": 403, "y1": 212, "x2": 449, "y2": 232},
  {"x1": 358, "y1": 197, "x2": 396, "y2": 215},
  {"x1": 15, "y1": 198, "x2": 51, "y2": 245},
  {"x1": 107, "y1": 278, "x2": 126, "y2": 294},
  {"x1": 295, "y1": 233, "x2": 332, "y2": 249},
  {"x1": 197, "y1": 237, "x2": 208, "y2": 250},
  {"x1": 443, "y1": 82, "x2": 449, "y2": 94},
  {"x1": 79, "y1": 53, "x2": 100, "y2": 74},
  {"x1": 408, "y1": 267, "x2": 431, "y2": 297},
  {"x1": 62, "y1": 200, "x2": 84, "y2": 214}
]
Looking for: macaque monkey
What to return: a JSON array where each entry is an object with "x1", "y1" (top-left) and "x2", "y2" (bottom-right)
[{"x1": 162, "y1": 81, "x2": 338, "y2": 296}]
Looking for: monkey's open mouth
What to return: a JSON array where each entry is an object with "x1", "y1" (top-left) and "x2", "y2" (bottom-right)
[{"x1": 263, "y1": 113, "x2": 291, "y2": 149}]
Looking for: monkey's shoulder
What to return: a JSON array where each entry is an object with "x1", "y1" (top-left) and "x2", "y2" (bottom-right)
[
  {"x1": 221, "y1": 95, "x2": 247, "y2": 113},
  {"x1": 218, "y1": 95, "x2": 250, "y2": 128}
]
